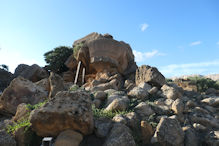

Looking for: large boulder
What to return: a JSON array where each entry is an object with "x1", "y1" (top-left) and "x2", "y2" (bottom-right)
[
  {"x1": 0, "y1": 68, "x2": 12, "y2": 92},
  {"x1": 104, "y1": 123, "x2": 136, "y2": 146},
  {"x1": 71, "y1": 32, "x2": 137, "y2": 77},
  {"x1": 135, "y1": 65, "x2": 166, "y2": 87},
  {"x1": 151, "y1": 117, "x2": 184, "y2": 146},
  {"x1": 0, "y1": 77, "x2": 48, "y2": 115},
  {"x1": 29, "y1": 90, "x2": 94, "y2": 137},
  {"x1": 161, "y1": 84, "x2": 183, "y2": 100},
  {"x1": 54, "y1": 130, "x2": 83, "y2": 146},
  {"x1": 13, "y1": 64, "x2": 48, "y2": 82}
]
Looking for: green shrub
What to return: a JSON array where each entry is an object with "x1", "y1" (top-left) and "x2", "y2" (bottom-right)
[
  {"x1": 69, "y1": 84, "x2": 80, "y2": 91},
  {"x1": 6, "y1": 118, "x2": 31, "y2": 134},
  {"x1": 44, "y1": 46, "x2": 73, "y2": 73},
  {"x1": 73, "y1": 43, "x2": 84, "y2": 58},
  {"x1": 92, "y1": 106, "x2": 132, "y2": 119},
  {"x1": 6, "y1": 100, "x2": 48, "y2": 134},
  {"x1": 188, "y1": 77, "x2": 219, "y2": 92}
]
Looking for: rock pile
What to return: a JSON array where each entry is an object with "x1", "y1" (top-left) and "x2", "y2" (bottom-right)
[{"x1": 0, "y1": 33, "x2": 218, "y2": 146}]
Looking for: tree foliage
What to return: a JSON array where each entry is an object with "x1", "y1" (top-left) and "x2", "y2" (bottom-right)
[
  {"x1": 44, "y1": 46, "x2": 73, "y2": 73},
  {"x1": 188, "y1": 77, "x2": 219, "y2": 92},
  {"x1": 0, "y1": 64, "x2": 9, "y2": 71}
]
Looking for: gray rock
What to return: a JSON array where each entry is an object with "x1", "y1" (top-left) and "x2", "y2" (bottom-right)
[
  {"x1": 151, "y1": 117, "x2": 184, "y2": 146},
  {"x1": 94, "y1": 117, "x2": 113, "y2": 138},
  {"x1": 0, "y1": 130, "x2": 16, "y2": 146},
  {"x1": 104, "y1": 123, "x2": 136, "y2": 146},
  {"x1": 30, "y1": 90, "x2": 93, "y2": 137},
  {"x1": 135, "y1": 65, "x2": 166, "y2": 87},
  {"x1": 128, "y1": 87, "x2": 149, "y2": 99}
]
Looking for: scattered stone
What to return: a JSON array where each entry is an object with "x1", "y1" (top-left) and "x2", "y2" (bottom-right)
[
  {"x1": 183, "y1": 126, "x2": 199, "y2": 146},
  {"x1": 135, "y1": 65, "x2": 166, "y2": 87},
  {"x1": 201, "y1": 97, "x2": 219, "y2": 107},
  {"x1": 94, "y1": 91, "x2": 107, "y2": 101},
  {"x1": 161, "y1": 84, "x2": 183, "y2": 100},
  {"x1": 148, "y1": 87, "x2": 158, "y2": 95},
  {"x1": 134, "y1": 102, "x2": 154, "y2": 117},
  {"x1": 151, "y1": 117, "x2": 184, "y2": 146},
  {"x1": 141, "y1": 120, "x2": 154, "y2": 144},
  {"x1": 193, "y1": 123, "x2": 207, "y2": 131},
  {"x1": 104, "y1": 123, "x2": 136, "y2": 146},
  {"x1": 94, "y1": 117, "x2": 113, "y2": 138},
  {"x1": 138, "y1": 82, "x2": 151, "y2": 91},
  {"x1": 171, "y1": 98, "x2": 184, "y2": 114},
  {"x1": 105, "y1": 97, "x2": 129, "y2": 112},
  {"x1": 55, "y1": 130, "x2": 83, "y2": 146},
  {"x1": 128, "y1": 87, "x2": 149, "y2": 99},
  {"x1": 112, "y1": 114, "x2": 127, "y2": 124}
]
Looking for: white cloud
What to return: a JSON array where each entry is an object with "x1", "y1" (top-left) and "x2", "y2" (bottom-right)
[
  {"x1": 190, "y1": 41, "x2": 202, "y2": 46},
  {"x1": 140, "y1": 23, "x2": 149, "y2": 32},
  {"x1": 133, "y1": 50, "x2": 166, "y2": 62},
  {"x1": 160, "y1": 60, "x2": 219, "y2": 77}
]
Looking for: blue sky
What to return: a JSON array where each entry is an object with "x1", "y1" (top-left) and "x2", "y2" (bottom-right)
[{"x1": 0, "y1": 0, "x2": 219, "y2": 77}]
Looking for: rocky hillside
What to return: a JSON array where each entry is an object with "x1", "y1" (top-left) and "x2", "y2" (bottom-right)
[{"x1": 0, "y1": 33, "x2": 218, "y2": 146}]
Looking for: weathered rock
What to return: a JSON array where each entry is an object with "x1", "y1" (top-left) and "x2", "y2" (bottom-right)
[
  {"x1": 29, "y1": 91, "x2": 93, "y2": 137},
  {"x1": 193, "y1": 123, "x2": 206, "y2": 131},
  {"x1": 63, "y1": 70, "x2": 75, "y2": 82},
  {"x1": 138, "y1": 82, "x2": 152, "y2": 91},
  {"x1": 135, "y1": 65, "x2": 166, "y2": 87},
  {"x1": 12, "y1": 103, "x2": 30, "y2": 122},
  {"x1": 13, "y1": 64, "x2": 48, "y2": 82},
  {"x1": 0, "y1": 77, "x2": 48, "y2": 114},
  {"x1": 48, "y1": 72, "x2": 65, "y2": 98},
  {"x1": 171, "y1": 98, "x2": 184, "y2": 114},
  {"x1": 151, "y1": 117, "x2": 184, "y2": 146},
  {"x1": 128, "y1": 87, "x2": 149, "y2": 99},
  {"x1": 105, "y1": 97, "x2": 129, "y2": 112},
  {"x1": 55, "y1": 130, "x2": 83, "y2": 146},
  {"x1": 0, "y1": 130, "x2": 16, "y2": 146},
  {"x1": 112, "y1": 114, "x2": 127, "y2": 124},
  {"x1": 64, "y1": 54, "x2": 78, "y2": 70},
  {"x1": 73, "y1": 32, "x2": 137, "y2": 77},
  {"x1": 35, "y1": 78, "x2": 50, "y2": 92},
  {"x1": 141, "y1": 120, "x2": 154, "y2": 144},
  {"x1": 14, "y1": 126, "x2": 41, "y2": 146},
  {"x1": 182, "y1": 126, "x2": 198, "y2": 146},
  {"x1": 104, "y1": 123, "x2": 136, "y2": 146},
  {"x1": 125, "y1": 112, "x2": 139, "y2": 129},
  {"x1": 201, "y1": 97, "x2": 219, "y2": 107},
  {"x1": 149, "y1": 87, "x2": 158, "y2": 95},
  {"x1": 94, "y1": 117, "x2": 113, "y2": 138},
  {"x1": 205, "y1": 130, "x2": 219, "y2": 146},
  {"x1": 93, "y1": 99, "x2": 101, "y2": 108},
  {"x1": 134, "y1": 102, "x2": 154, "y2": 117},
  {"x1": 161, "y1": 84, "x2": 183, "y2": 100},
  {"x1": 94, "y1": 91, "x2": 107, "y2": 101}
]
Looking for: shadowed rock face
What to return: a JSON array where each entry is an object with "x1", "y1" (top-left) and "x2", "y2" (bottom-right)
[
  {"x1": 0, "y1": 69, "x2": 12, "y2": 92},
  {"x1": 68, "y1": 32, "x2": 137, "y2": 77}
]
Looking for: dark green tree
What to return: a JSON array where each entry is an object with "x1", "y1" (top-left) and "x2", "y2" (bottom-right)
[
  {"x1": 0, "y1": 64, "x2": 9, "y2": 71},
  {"x1": 44, "y1": 46, "x2": 73, "y2": 73}
]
